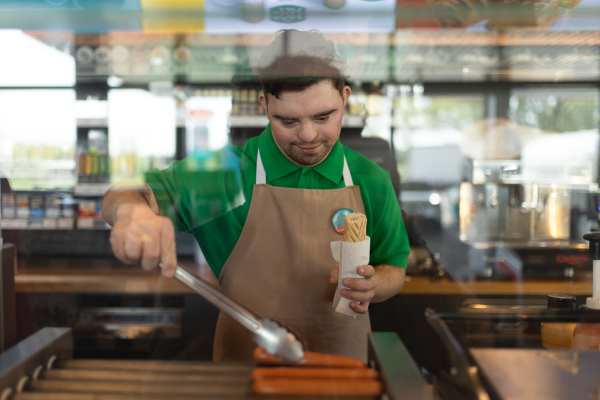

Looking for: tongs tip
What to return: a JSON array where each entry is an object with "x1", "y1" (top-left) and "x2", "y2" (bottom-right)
[{"x1": 254, "y1": 318, "x2": 304, "y2": 363}]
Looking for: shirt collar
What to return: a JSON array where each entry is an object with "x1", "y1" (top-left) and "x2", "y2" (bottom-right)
[{"x1": 258, "y1": 124, "x2": 344, "y2": 185}]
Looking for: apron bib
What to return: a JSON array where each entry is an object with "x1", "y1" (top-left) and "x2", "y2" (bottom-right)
[{"x1": 213, "y1": 149, "x2": 371, "y2": 361}]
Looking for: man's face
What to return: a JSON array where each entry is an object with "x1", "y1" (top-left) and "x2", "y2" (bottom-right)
[{"x1": 259, "y1": 80, "x2": 351, "y2": 167}]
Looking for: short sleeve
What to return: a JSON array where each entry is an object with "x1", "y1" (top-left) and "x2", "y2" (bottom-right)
[
  {"x1": 144, "y1": 161, "x2": 192, "y2": 232},
  {"x1": 144, "y1": 146, "x2": 245, "y2": 233},
  {"x1": 366, "y1": 173, "x2": 410, "y2": 269}
]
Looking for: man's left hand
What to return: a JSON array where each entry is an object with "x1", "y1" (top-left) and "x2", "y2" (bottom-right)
[{"x1": 329, "y1": 263, "x2": 377, "y2": 314}]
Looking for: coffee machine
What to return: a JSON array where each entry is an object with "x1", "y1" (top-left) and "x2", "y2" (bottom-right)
[{"x1": 459, "y1": 131, "x2": 599, "y2": 279}]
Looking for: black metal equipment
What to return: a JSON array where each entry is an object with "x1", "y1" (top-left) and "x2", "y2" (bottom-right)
[
  {"x1": 426, "y1": 308, "x2": 600, "y2": 400},
  {"x1": 0, "y1": 328, "x2": 434, "y2": 400}
]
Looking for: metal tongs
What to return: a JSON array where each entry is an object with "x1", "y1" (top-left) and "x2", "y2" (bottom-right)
[{"x1": 160, "y1": 263, "x2": 304, "y2": 362}]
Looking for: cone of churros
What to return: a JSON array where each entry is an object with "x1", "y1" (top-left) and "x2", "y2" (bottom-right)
[
  {"x1": 342, "y1": 213, "x2": 367, "y2": 243},
  {"x1": 330, "y1": 212, "x2": 370, "y2": 317}
]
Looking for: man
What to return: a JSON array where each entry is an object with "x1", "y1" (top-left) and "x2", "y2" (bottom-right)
[{"x1": 102, "y1": 30, "x2": 410, "y2": 362}]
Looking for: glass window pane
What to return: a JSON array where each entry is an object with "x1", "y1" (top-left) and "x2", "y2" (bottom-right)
[
  {"x1": 509, "y1": 87, "x2": 600, "y2": 185},
  {"x1": 108, "y1": 89, "x2": 176, "y2": 181},
  {"x1": 0, "y1": 89, "x2": 76, "y2": 190},
  {"x1": 6, "y1": 7, "x2": 600, "y2": 394},
  {"x1": 509, "y1": 88, "x2": 600, "y2": 133},
  {"x1": 0, "y1": 31, "x2": 75, "y2": 87},
  {"x1": 392, "y1": 87, "x2": 486, "y2": 185}
]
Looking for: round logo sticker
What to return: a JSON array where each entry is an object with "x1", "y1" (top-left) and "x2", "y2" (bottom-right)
[{"x1": 331, "y1": 208, "x2": 353, "y2": 235}]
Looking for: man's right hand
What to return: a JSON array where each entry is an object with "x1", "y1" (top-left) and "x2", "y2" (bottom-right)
[{"x1": 109, "y1": 203, "x2": 178, "y2": 278}]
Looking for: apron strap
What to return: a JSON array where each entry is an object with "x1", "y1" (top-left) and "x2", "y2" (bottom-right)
[
  {"x1": 256, "y1": 150, "x2": 267, "y2": 185},
  {"x1": 342, "y1": 156, "x2": 354, "y2": 186},
  {"x1": 256, "y1": 149, "x2": 353, "y2": 187}
]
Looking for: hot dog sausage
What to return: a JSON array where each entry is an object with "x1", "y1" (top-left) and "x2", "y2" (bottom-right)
[
  {"x1": 253, "y1": 348, "x2": 366, "y2": 368},
  {"x1": 252, "y1": 378, "x2": 382, "y2": 397},
  {"x1": 252, "y1": 367, "x2": 379, "y2": 380}
]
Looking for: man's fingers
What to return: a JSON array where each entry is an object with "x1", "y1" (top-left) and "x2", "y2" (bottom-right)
[
  {"x1": 350, "y1": 301, "x2": 369, "y2": 314},
  {"x1": 340, "y1": 288, "x2": 374, "y2": 304},
  {"x1": 340, "y1": 265, "x2": 376, "y2": 291},
  {"x1": 329, "y1": 263, "x2": 339, "y2": 284},
  {"x1": 343, "y1": 277, "x2": 376, "y2": 292},
  {"x1": 340, "y1": 264, "x2": 376, "y2": 314},
  {"x1": 160, "y1": 219, "x2": 177, "y2": 278},
  {"x1": 122, "y1": 235, "x2": 143, "y2": 265},
  {"x1": 140, "y1": 235, "x2": 160, "y2": 272},
  {"x1": 109, "y1": 230, "x2": 128, "y2": 264},
  {"x1": 357, "y1": 265, "x2": 375, "y2": 278},
  {"x1": 107, "y1": 207, "x2": 177, "y2": 274},
  {"x1": 110, "y1": 226, "x2": 138, "y2": 265}
]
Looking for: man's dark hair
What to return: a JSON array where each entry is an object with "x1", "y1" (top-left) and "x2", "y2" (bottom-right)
[{"x1": 258, "y1": 30, "x2": 347, "y2": 100}]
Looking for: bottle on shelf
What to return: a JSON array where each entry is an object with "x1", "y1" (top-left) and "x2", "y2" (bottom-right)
[
  {"x1": 367, "y1": 81, "x2": 383, "y2": 116},
  {"x1": 248, "y1": 89, "x2": 258, "y2": 116},
  {"x1": 28, "y1": 145, "x2": 43, "y2": 162},
  {"x1": 240, "y1": 89, "x2": 250, "y2": 116},
  {"x1": 12, "y1": 143, "x2": 27, "y2": 163},
  {"x1": 77, "y1": 129, "x2": 109, "y2": 184},
  {"x1": 60, "y1": 194, "x2": 76, "y2": 218},
  {"x1": 45, "y1": 193, "x2": 61, "y2": 219},
  {"x1": 1, "y1": 192, "x2": 15, "y2": 218},
  {"x1": 15, "y1": 193, "x2": 30, "y2": 219},
  {"x1": 231, "y1": 89, "x2": 241, "y2": 115},
  {"x1": 348, "y1": 82, "x2": 367, "y2": 117},
  {"x1": 28, "y1": 193, "x2": 45, "y2": 228},
  {"x1": 77, "y1": 145, "x2": 90, "y2": 182},
  {"x1": 29, "y1": 194, "x2": 45, "y2": 219}
]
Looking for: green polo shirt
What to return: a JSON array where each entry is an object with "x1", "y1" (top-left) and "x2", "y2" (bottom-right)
[{"x1": 145, "y1": 125, "x2": 409, "y2": 278}]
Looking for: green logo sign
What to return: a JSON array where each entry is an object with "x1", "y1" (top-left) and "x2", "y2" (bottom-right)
[{"x1": 270, "y1": 6, "x2": 306, "y2": 23}]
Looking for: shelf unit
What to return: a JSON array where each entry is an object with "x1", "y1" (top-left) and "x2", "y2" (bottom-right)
[
  {"x1": 76, "y1": 118, "x2": 108, "y2": 128},
  {"x1": 73, "y1": 183, "x2": 112, "y2": 197},
  {"x1": 75, "y1": 218, "x2": 112, "y2": 230},
  {"x1": 0, "y1": 160, "x2": 77, "y2": 188},
  {"x1": 5, "y1": 29, "x2": 600, "y2": 232},
  {"x1": 228, "y1": 114, "x2": 365, "y2": 128},
  {"x1": 1, "y1": 218, "x2": 75, "y2": 230}
]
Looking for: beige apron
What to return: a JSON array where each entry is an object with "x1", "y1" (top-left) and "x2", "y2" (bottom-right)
[{"x1": 213, "y1": 149, "x2": 371, "y2": 362}]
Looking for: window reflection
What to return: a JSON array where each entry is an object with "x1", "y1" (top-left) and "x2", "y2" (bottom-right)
[
  {"x1": 0, "y1": 30, "x2": 74, "y2": 87},
  {"x1": 0, "y1": 90, "x2": 76, "y2": 190},
  {"x1": 108, "y1": 89, "x2": 176, "y2": 182},
  {"x1": 2, "y1": 4, "x2": 600, "y2": 398}
]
